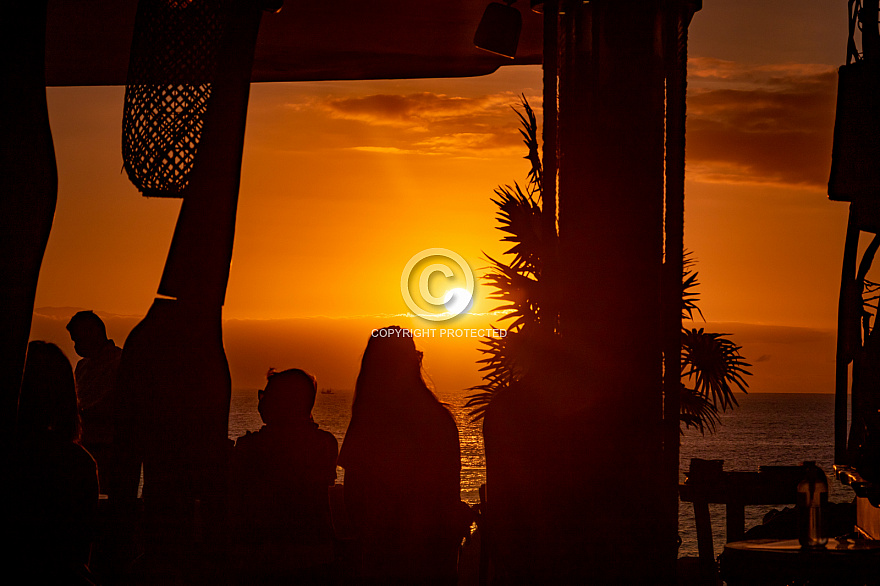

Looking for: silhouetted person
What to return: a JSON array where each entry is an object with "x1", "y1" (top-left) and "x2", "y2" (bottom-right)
[
  {"x1": 4, "y1": 341, "x2": 99, "y2": 584},
  {"x1": 66, "y1": 310, "x2": 122, "y2": 492},
  {"x1": 338, "y1": 326, "x2": 467, "y2": 585},
  {"x1": 230, "y1": 368, "x2": 338, "y2": 584}
]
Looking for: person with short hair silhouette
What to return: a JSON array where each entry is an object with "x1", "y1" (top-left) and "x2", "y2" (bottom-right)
[
  {"x1": 230, "y1": 368, "x2": 338, "y2": 584},
  {"x1": 66, "y1": 310, "x2": 122, "y2": 492},
  {"x1": 5, "y1": 341, "x2": 99, "y2": 584},
  {"x1": 338, "y1": 326, "x2": 465, "y2": 585}
]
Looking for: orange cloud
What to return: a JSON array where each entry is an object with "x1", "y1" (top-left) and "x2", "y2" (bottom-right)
[
  {"x1": 321, "y1": 92, "x2": 521, "y2": 126},
  {"x1": 301, "y1": 91, "x2": 541, "y2": 156},
  {"x1": 687, "y1": 58, "x2": 838, "y2": 189}
]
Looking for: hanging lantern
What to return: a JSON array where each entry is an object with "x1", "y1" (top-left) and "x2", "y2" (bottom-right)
[
  {"x1": 122, "y1": 0, "x2": 229, "y2": 198},
  {"x1": 828, "y1": 60, "x2": 880, "y2": 204},
  {"x1": 474, "y1": 1, "x2": 522, "y2": 59}
]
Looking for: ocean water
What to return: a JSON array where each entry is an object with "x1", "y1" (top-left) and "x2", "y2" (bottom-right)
[{"x1": 228, "y1": 390, "x2": 847, "y2": 560}]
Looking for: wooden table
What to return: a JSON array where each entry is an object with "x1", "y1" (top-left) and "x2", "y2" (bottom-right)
[{"x1": 720, "y1": 538, "x2": 880, "y2": 586}]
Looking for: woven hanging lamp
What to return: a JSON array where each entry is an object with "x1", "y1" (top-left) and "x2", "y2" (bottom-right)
[{"x1": 122, "y1": 0, "x2": 230, "y2": 197}]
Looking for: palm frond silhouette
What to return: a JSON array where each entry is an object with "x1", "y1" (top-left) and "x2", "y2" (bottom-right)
[{"x1": 466, "y1": 98, "x2": 750, "y2": 432}]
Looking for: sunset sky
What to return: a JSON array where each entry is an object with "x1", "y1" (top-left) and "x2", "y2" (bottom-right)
[{"x1": 32, "y1": 1, "x2": 855, "y2": 395}]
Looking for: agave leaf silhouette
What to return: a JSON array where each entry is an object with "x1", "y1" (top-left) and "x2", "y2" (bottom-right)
[
  {"x1": 678, "y1": 252, "x2": 750, "y2": 432},
  {"x1": 491, "y1": 184, "x2": 544, "y2": 274},
  {"x1": 679, "y1": 383, "x2": 720, "y2": 434},
  {"x1": 681, "y1": 328, "x2": 751, "y2": 413},
  {"x1": 464, "y1": 97, "x2": 559, "y2": 419},
  {"x1": 466, "y1": 329, "x2": 533, "y2": 420},
  {"x1": 682, "y1": 251, "x2": 704, "y2": 321},
  {"x1": 513, "y1": 95, "x2": 542, "y2": 193}
]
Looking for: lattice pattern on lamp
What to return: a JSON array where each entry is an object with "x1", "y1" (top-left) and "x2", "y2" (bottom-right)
[{"x1": 122, "y1": 0, "x2": 228, "y2": 197}]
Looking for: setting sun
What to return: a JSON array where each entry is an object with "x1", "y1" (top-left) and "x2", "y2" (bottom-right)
[{"x1": 443, "y1": 287, "x2": 474, "y2": 316}]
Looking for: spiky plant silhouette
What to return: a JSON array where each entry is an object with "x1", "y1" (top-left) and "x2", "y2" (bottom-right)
[
  {"x1": 678, "y1": 256, "x2": 752, "y2": 433},
  {"x1": 466, "y1": 98, "x2": 750, "y2": 433},
  {"x1": 464, "y1": 97, "x2": 557, "y2": 421}
]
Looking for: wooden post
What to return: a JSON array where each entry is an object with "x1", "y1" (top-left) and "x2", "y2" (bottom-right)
[
  {"x1": 114, "y1": 2, "x2": 264, "y2": 579},
  {"x1": 662, "y1": 0, "x2": 700, "y2": 578},
  {"x1": 557, "y1": 0, "x2": 669, "y2": 581},
  {"x1": 836, "y1": 215, "x2": 859, "y2": 464},
  {"x1": 0, "y1": 0, "x2": 56, "y2": 444}
]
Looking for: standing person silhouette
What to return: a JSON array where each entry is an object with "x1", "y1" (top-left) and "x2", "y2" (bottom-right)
[
  {"x1": 66, "y1": 310, "x2": 122, "y2": 492},
  {"x1": 230, "y1": 368, "x2": 338, "y2": 584},
  {"x1": 5, "y1": 341, "x2": 99, "y2": 584},
  {"x1": 338, "y1": 326, "x2": 466, "y2": 585}
]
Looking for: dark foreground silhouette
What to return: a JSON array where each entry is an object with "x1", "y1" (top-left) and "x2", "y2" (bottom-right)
[
  {"x1": 113, "y1": 299, "x2": 231, "y2": 584},
  {"x1": 230, "y1": 368, "x2": 338, "y2": 584},
  {"x1": 67, "y1": 310, "x2": 123, "y2": 493},
  {"x1": 5, "y1": 332, "x2": 479, "y2": 585},
  {"x1": 338, "y1": 326, "x2": 471, "y2": 585},
  {"x1": 4, "y1": 341, "x2": 99, "y2": 584}
]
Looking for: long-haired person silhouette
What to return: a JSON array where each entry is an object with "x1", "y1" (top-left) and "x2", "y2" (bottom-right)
[
  {"x1": 338, "y1": 326, "x2": 468, "y2": 585},
  {"x1": 6, "y1": 341, "x2": 99, "y2": 584}
]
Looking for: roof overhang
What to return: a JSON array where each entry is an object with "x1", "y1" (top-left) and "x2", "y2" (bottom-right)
[{"x1": 46, "y1": 0, "x2": 544, "y2": 86}]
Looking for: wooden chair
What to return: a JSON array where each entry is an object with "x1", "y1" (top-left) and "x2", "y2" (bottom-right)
[{"x1": 679, "y1": 458, "x2": 804, "y2": 584}]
